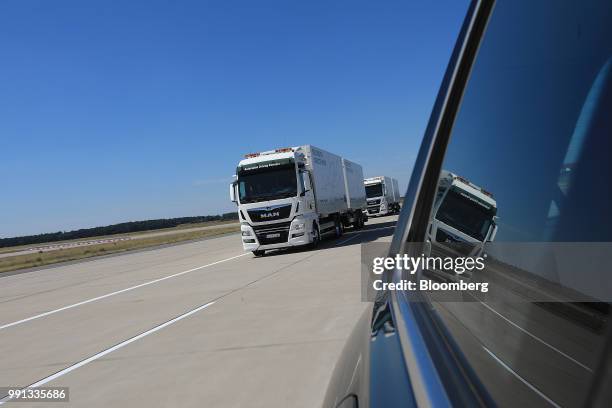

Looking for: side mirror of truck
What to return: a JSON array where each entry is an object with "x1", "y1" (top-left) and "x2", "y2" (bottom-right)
[
  {"x1": 229, "y1": 182, "x2": 238, "y2": 203},
  {"x1": 299, "y1": 170, "x2": 312, "y2": 196},
  {"x1": 487, "y1": 223, "x2": 498, "y2": 242}
]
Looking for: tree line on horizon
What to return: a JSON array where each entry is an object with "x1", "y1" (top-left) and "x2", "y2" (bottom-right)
[{"x1": 0, "y1": 212, "x2": 239, "y2": 248}]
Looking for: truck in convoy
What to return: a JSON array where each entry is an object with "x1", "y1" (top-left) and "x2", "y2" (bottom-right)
[
  {"x1": 230, "y1": 145, "x2": 367, "y2": 256},
  {"x1": 428, "y1": 170, "x2": 498, "y2": 252},
  {"x1": 364, "y1": 176, "x2": 401, "y2": 216}
]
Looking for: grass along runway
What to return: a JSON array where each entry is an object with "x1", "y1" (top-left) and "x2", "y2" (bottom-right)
[{"x1": 0, "y1": 225, "x2": 240, "y2": 274}]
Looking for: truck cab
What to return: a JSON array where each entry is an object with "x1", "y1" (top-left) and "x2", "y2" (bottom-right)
[
  {"x1": 230, "y1": 148, "x2": 318, "y2": 255},
  {"x1": 364, "y1": 176, "x2": 399, "y2": 216},
  {"x1": 428, "y1": 170, "x2": 498, "y2": 253},
  {"x1": 230, "y1": 145, "x2": 366, "y2": 256}
]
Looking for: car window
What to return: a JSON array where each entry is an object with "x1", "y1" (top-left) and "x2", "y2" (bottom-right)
[{"x1": 419, "y1": 0, "x2": 612, "y2": 406}]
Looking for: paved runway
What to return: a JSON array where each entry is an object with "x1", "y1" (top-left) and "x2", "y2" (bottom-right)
[{"x1": 0, "y1": 216, "x2": 396, "y2": 407}]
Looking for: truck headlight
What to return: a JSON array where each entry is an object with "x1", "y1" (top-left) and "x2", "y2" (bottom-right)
[
  {"x1": 292, "y1": 222, "x2": 305, "y2": 231},
  {"x1": 242, "y1": 230, "x2": 252, "y2": 236}
]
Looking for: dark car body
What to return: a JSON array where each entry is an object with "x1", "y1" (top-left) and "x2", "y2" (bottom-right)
[{"x1": 323, "y1": 0, "x2": 612, "y2": 407}]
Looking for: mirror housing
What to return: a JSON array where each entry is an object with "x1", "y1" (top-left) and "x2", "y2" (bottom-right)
[
  {"x1": 300, "y1": 170, "x2": 312, "y2": 196},
  {"x1": 487, "y1": 223, "x2": 498, "y2": 242},
  {"x1": 229, "y1": 182, "x2": 238, "y2": 203}
]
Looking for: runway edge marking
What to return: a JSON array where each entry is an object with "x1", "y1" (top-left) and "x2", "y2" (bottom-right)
[
  {"x1": 0, "y1": 253, "x2": 247, "y2": 331},
  {"x1": 0, "y1": 301, "x2": 215, "y2": 404}
]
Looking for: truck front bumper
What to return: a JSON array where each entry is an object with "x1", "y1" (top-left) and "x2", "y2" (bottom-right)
[
  {"x1": 368, "y1": 206, "x2": 389, "y2": 217},
  {"x1": 367, "y1": 205, "x2": 389, "y2": 216},
  {"x1": 240, "y1": 218, "x2": 314, "y2": 252}
]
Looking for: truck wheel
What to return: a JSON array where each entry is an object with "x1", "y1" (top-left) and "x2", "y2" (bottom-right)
[
  {"x1": 353, "y1": 213, "x2": 363, "y2": 229},
  {"x1": 308, "y1": 224, "x2": 320, "y2": 249},
  {"x1": 252, "y1": 250, "x2": 265, "y2": 257}
]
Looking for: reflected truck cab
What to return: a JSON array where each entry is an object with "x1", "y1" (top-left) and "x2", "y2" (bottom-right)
[{"x1": 429, "y1": 170, "x2": 497, "y2": 251}]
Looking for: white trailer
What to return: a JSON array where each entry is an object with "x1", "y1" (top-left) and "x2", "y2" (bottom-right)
[
  {"x1": 392, "y1": 178, "x2": 400, "y2": 204},
  {"x1": 364, "y1": 176, "x2": 401, "y2": 216},
  {"x1": 230, "y1": 145, "x2": 367, "y2": 256},
  {"x1": 342, "y1": 158, "x2": 367, "y2": 217}
]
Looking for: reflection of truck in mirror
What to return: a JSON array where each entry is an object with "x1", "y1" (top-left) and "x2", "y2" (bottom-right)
[
  {"x1": 429, "y1": 170, "x2": 498, "y2": 251},
  {"x1": 230, "y1": 145, "x2": 367, "y2": 257},
  {"x1": 364, "y1": 176, "x2": 401, "y2": 216}
]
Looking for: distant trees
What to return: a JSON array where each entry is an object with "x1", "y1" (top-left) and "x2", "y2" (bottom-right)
[{"x1": 0, "y1": 212, "x2": 239, "y2": 248}]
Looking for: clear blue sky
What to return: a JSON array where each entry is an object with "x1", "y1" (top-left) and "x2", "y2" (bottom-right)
[{"x1": 1, "y1": 0, "x2": 468, "y2": 238}]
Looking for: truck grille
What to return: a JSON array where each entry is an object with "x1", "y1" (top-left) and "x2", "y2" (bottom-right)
[
  {"x1": 247, "y1": 204, "x2": 292, "y2": 222},
  {"x1": 367, "y1": 205, "x2": 380, "y2": 214},
  {"x1": 253, "y1": 221, "x2": 292, "y2": 245}
]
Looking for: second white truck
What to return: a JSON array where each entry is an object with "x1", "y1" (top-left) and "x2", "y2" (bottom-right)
[
  {"x1": 230, "y1": 145, "x2": 367, "y2": 256},
  {"x1": 364, "y1": 176, "x2": 401, "y2": 216}
]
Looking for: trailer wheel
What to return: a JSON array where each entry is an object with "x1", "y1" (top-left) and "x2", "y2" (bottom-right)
[{"x1": 353, "y1": 212, "x2": 363, "y2": 229}]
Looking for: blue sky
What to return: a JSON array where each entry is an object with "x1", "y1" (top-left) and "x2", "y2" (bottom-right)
[{"x1": 1, "y1": 0, "x2": 468, "y2": 238}]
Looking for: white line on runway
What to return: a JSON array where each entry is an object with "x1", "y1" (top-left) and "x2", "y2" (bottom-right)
[
  {"x1": 336, "y1": 234, "x2": 361, "y2": 245},
  {"x1": 0, "y1": 224, "x2": 378, "y2": 332},
  {"x1": 0, "y1": 221, "x2": 385, "y2": 405},
  {"x1": 0, "y1": 301, "x2": 215, "y2": 405},
  {"x1": 478, "y1": 301, "x2": 593, "y2": 372},
  {"x1": 0, "y1": 253, "x2": 248, "y2": 331},
  {"x1": 483, "y1": 346, "x2": 561, "y2": 408},
  {"x1": 344, "y1": 225, "x2": 395, "y2": 235}
]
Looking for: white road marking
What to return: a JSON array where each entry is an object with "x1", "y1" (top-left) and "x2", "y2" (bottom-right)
[
  {"x1": 336, "y1": 234, "x2": 361, "y2": 245},
  {"x1": 483, "y1": 346, "x2": 561, "y2": 408},
  {"x1": 478, "y1": 301, "x2": 592, "y2": 372},
  {"x1": 0, "y1": 222, "x2": 389, "y2": 405},
  {"x1": 0, "y1": 301, "x2": 215, "y2": 405},
  {"x1": 0, "y1": 223, "x2": 380, "y2": 331},
  {"x1": 0, "y1": 253, "x2": 247, "y2": 331},
  {"x1": 344, "y1": 225, "x2": 395, "y2": 235}
]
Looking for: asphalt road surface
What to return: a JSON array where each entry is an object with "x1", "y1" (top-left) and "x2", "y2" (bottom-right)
[{"x1": 0, "y1": 216, "x2": 396, "y2": 407}]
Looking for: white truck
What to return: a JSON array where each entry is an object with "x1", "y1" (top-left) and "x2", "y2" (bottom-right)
[
  {"x1": 364, "y1": 176, "x2": 401, "y2": 216},
  {"x1": 230, "y1": 145, "x2": 367, "y2": 256},
  {"x1": 428, "y1": 170, "x2": 498, "y2": 251}
]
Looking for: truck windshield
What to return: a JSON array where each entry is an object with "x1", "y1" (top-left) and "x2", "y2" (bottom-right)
[
  {"x1": 237, "y1": 161, "x2": 297, "y2": 204},
  {"x1": 436, "y1": 188, "x2": 495, "y2": 241},
  {"x1": 365, "y1": 183, "x2": 383, "y2": 198}
]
